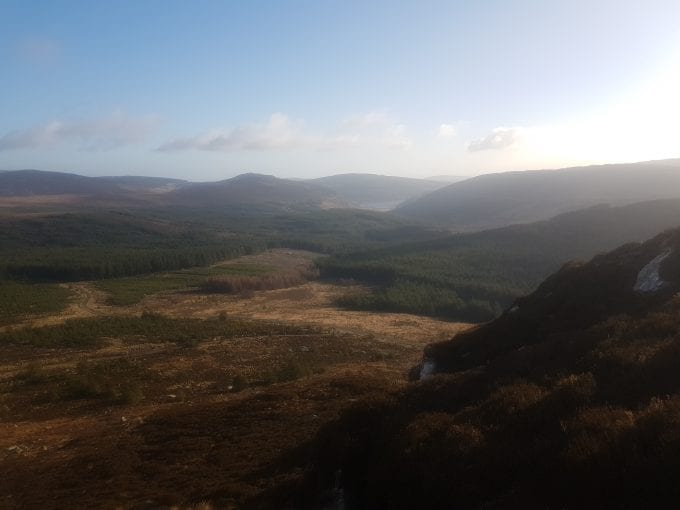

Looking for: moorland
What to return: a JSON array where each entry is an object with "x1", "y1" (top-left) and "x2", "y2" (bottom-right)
[{"x1": 3, "y1": 159, "x2": 680, "y2": 508}]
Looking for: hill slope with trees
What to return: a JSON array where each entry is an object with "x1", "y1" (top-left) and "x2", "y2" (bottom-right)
[
  {"x1": 321, "y1": 198, "x2": 680, "y2": 321},
  {"x1": 304, "y1": 226, "x2": 680, "y2": 509},
  {"x1": 396, "y1": 158, "x2": 680, "y2": 230}
]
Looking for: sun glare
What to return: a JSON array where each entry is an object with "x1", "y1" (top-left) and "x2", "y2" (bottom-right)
[{"x1": 519, "y1": 50, "x2": 680, "y2": 167}]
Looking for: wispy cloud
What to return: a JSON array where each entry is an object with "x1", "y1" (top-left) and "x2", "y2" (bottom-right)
[
  {"x1": 158, "y1": 111, "x2": 412, "y2": 152},
  {"x1": 467, "y1": 127, "x2": 520, "y2": 152},
  {"x1": 17, "y1": 37, "x2": 63, "y2": 66},
  {"x1": 158, "y1": 113, "x2": 310, "y2": 152},
  {"x1": 0, "y1": 112, "x2": 159, "y2": 151},
  {"x1": 437, "y1": 123, "x2": 457, "y2": 139},
  {"x1": 337, "y1": 110, "x2": 412, "y2": 149}
]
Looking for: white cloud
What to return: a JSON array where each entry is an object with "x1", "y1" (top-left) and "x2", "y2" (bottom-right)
[
  {"x1": 437, "y1": 123, "x2": 457, "y2": 139},
  {"x1": 159, "y1": 111, "x2": 412, "y2": 152},
  {"x1": 158, "y1": 113, "x2": 311, "y2": 152},
  {"x1": 337, "y1": 110, "x2": 412, "y2": 149},
  {"x1": 18, "y1": 37, "x2": 63, "y2": 65},
  {"x1": 467, "y1": 127, "x2": 521, "y2": 152},
  {"x1": 0, "y1": 112, "x2": 159, "y2": 151}
]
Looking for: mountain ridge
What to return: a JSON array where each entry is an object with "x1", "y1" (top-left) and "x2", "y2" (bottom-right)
[{"x1": 396, "y1": 158, "x2": 680, "y2": 230}]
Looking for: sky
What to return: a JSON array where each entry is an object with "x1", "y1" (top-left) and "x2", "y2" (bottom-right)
[{"x1": 1, "y1": 0, "x2": 680, "y2": 181}]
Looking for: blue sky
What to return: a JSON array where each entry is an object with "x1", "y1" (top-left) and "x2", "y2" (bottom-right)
[{"x1": 1, "y1": 0, "x2": 680, "y2": 180}]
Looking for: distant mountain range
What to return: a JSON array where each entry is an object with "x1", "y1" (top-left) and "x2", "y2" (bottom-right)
[
  {"x1": 4, "y1": 160, "x2": 680, "y2": 222},
  {"x1": 0, "y1": 169, "x2": 447, "y2": 212},
  {"x1": 0, "y1": 170, "x2": 186, "y2": 197},
  {"x1": 396, "y1": 159, "x2": 680, "y2": 230},
  {"x1": 165, "y1": 173, "x2": 343, "y2": 209}
]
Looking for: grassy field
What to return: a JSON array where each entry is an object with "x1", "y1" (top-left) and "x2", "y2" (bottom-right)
[
  {"x1": 95, "y1": 262, "x2": 274, "y2": 305},
  {"x1": 0, "y1": 248, "x2": 466, "y2": 509},
  {"x1": 0, "y1": 281, "x2": 71, "y2": 326}
]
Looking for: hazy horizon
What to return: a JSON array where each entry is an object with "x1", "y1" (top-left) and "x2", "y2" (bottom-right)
[
  {"x1": 4, "y1": 156, "x2": 680, "y2": 184},
  {"x1": 2, "y1": 0, "x2": 680, "y2": 181}
]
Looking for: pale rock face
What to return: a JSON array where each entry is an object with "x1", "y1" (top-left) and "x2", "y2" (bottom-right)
[
  {"x1": 420, "y1": 358, "x2": 436, "y2": 380},
  {"x1": 634, "y1": 249, "x2": 672, "y2": 293}
]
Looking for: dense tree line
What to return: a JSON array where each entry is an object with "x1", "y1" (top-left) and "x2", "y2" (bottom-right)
[
  {"x1": 320, "y1": 201, "x2": 680, "y2": 322},
  {"x1": 0, "y1": 244, "x2": 257, "y2": 281},
  {"x1": 0, "y1": 208, "x2": 442, "y2": 284}
]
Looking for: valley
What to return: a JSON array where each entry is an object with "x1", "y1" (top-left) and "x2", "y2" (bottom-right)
[
  {"x1": 0, "y1": 250, "x2": 466, "y2": 509},
  {"x1": 2, "y1": 162, "x2": 680, "y2": 508},
  {"x1": 5, "y1": 4, "x2": 680, "y2": 507}
]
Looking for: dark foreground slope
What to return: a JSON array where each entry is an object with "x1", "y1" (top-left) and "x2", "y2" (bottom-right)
[
  {"x1": 304, "y1": 228, "x2": 680, "y2": 509},
  {"x1": 396, "y1": 158, "x2": 680, "y2": 230}
]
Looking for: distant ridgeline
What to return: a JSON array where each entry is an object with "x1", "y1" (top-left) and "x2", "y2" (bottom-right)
[
  {"x1": 320, "y1": 199, "x2": 680, "y2": 322},
  {"x1": 395, "y1": 159, "x2": 680, "y2": 230},
  {"x1": 304, "y1": 227, "x2": 680, "y2": 509}
]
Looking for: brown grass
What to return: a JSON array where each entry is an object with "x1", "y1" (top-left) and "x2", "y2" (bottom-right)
[{"x1": 0, "y1": 249, "x2": 468, "y2": 509}]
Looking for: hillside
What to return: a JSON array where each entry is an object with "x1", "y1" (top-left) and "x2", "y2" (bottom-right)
[
  {"x1": 166, "y1": 172, "x2": 343, "y2": 210},
  {"x1": 0, "y1": 206, "x2": 446, "y2": 284},
  {"x1": 396, "y1": 159, "x2": 680, "y2": 230},
  {"x1": 320, "y1": 198, "x2": 680, "y2": 321},
  {"x1": 304, "y1": 227, "x2": 680, "y2": 509},
  {"x1": 0, "y1": 170, "x2": 186, "y2": 197},
  {"x1": 0, "y1": 170, "x2": 115, "y2": 197},
  {"x1": 310, "y1": 173, "x2": 446, "y2": 209},
  {"x1": 0, "y1": 170, "x2": 343, "y2": 211},
  {"x1": 0, "y1": 169, "x2": 445, "y2": 212}
]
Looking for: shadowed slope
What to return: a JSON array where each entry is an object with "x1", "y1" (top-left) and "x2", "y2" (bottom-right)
[{"x1": 304, "y1": 227, "x2": 680, "y2": 509}]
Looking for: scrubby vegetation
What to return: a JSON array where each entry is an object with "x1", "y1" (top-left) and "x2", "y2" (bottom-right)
[
  {"x1": 0, "y1": 314, "x2": 317, "y2": 348},
  {"x1": 0, "y1": 281, "x2": 71, "y2": 325},
  {"x1": 13, "y1": 359, "x2": 148, "y2": 404},
  {"x1": 303, "y1": 228, "x2": 680, "y2": 509},
  {"x1": 96, "y1": 263, "x2": 273, "y2": 305}
]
